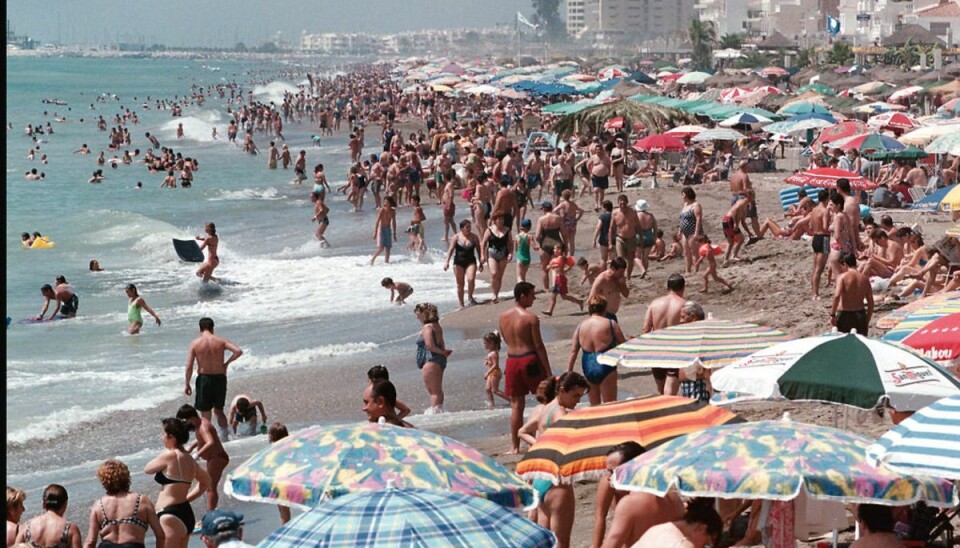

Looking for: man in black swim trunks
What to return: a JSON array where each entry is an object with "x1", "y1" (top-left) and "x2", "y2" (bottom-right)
[
  {"x1": 185, "y1": 317, "x2": 244, "y2": 441},
  {"x1": 36, "y1": 276, "x2": 79, "y2": 320},
  {"x1": 809, "y1": 189, "x2": 832, "y2": 299},
  {"x1": 831, "y1": 253, "x2": 874, "y2": 335}
]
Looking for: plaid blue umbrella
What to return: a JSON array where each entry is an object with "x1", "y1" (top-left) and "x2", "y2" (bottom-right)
[
  {"x1": 867, "y1": 395, "x2": 960, "y2": 480},
  {"x1": 256, "y1": 489, "x2": 557, "y2": 548}
]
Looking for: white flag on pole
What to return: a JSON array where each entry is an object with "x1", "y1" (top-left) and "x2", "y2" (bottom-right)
[{"x1": 517, "y1": 11, "x2": 538, "y2": 29}]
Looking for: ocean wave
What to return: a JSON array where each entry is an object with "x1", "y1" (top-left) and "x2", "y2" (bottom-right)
[
  {"x1": 7, "y1": 364, "x2": 181, "y2": 390},
  {"x1": 209, "y1": 187, "x2": 281, "y2": 202},
  {"x1": 157, "y1": 113, "x2": 220, "y2": 144},
  {"x1": 220, "y1": 342, "x2": 380, "y2": 374},
  {"x1": 251, "y1": 81, "x2": 300, "y2": 106}
]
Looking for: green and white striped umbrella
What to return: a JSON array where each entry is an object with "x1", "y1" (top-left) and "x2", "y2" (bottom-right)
[{"x1": 711, "y1": 333, "x2": 960, "y2": 411}]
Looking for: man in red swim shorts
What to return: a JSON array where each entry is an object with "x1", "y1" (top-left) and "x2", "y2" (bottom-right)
[{"x1": 499, "y1": 281, "x2": 553, "y2": 453}]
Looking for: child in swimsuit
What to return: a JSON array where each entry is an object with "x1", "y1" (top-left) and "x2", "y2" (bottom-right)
[
  {"x1": 482, "y1": 331, "x2": 507, "y2": 409},
  {"x1": 694, "y1": 235, "x2": 734, "y2": 294},
  {"x1": 544, "y1": 244, "x2": 584, "y2": 316},
  {"x1": 515, "y1": 218, "x2": 533, "y2": 283}
]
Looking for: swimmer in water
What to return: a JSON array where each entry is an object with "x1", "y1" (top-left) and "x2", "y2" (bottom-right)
[{"x1": 124, "y1": 283, "x2": 161, "y2": 334}]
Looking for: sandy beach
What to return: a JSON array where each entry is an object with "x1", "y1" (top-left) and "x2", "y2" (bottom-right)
[{"x1": 182, "y1": 151, "x2": 957, "y2": 547}]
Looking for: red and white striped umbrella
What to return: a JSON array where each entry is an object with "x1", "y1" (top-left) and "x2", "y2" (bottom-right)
[
  {"x1": 760, "y1": 67, "x2": 789, "y2": 77},
  {"x1": 785, "y1": 167, "x2": 877, "y2": 191},
  {"x1": 868, "y1": 111, "x2": 921, "y2": 132},
  {"x1": 814, "y1": 120, "x2": 867, "y2": 146},
  {"x1": 889, "y1": 86, "x2": 924, "y2": 101},
  {"x1": 719, "y1": 87, "x2": 751, "y2": 104},
  {"x1": 598, "y1": 68, "x2": 627, "y2": 81}
]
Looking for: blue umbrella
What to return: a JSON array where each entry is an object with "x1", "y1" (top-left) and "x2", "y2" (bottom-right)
[
  {"x1": 257, "y1": 489, "x2": 557, "y2": 548},
  {"x1": 867, "y1": 395, "x2": 960, "y2": 480},
  {"x1": 780, "y1": 102, "x2": 834, "y2": 116},
  {"x1": 911, "y1": 184, "x2": 957, "y2": 212}
]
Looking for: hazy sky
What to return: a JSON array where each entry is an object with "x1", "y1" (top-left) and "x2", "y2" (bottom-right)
[{"x1": 7, "y1": 0, "x2": 532, "y2": 47}]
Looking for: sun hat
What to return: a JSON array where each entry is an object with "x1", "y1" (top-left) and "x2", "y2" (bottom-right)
[{"x1": 635, "y1": 199, "x2": 650, "y2": 212}]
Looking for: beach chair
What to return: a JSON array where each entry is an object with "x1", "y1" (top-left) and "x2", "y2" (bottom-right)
[
  {"x1": 924, "y1": 174, "x2": 940, "y2": 195},
  {"x1": 779, "y1": 185, "x2": 816, "y2": 212},
  {"x1": 908, "y1": 186, "x2": 927, "y2": 204}
]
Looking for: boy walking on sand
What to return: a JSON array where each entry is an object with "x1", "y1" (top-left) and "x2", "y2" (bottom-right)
[{"x1": 544, "y1": 244, "x2": 584, "y2": 316}]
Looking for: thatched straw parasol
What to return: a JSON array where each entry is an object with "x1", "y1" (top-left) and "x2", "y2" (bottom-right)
[
  {"x1": 757, "y1": 31, "x2": 799, "y2": 51},
  {"x1": 881, "y1": 24, "x2": 946, "y2": 47},
  {"x1": 550, "y1": 100, "x2": 698, "y2": 138}
]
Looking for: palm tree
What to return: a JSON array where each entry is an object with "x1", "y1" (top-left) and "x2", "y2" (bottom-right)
[
  {"x1": 550, "y1": 100, "x2": 698, "y2": 139},
  {"x1": 718, "y1": 33, "x2": 743, "y2": 50},
  {"x1": 689, "y1": 19, "x2": 717, "y2": 71},
  {"x1": 796, "y1": 47, "x2": 817, "y2": 69},
  {"x1": 827, "y1": 41, "x2": 854, "y2": 66},
  {"x1": 734, "y1": 51, "x2": 768, "y2": 70}
]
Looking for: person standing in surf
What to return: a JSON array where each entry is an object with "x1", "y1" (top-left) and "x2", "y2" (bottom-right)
[
  {"x1": 125, "y1": 284, "x2": 161, "y2": 334},
  {"x1": 370, "y1": 196, "x2": 397, "y2": 265},
  {"x1": 195, "y1": 223, "x2": 219, "y2": 283},
  {"x1": 184, "y1": 317, "x2": 243, "y2": 441}
]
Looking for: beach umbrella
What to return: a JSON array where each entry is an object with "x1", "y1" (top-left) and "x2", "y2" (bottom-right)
[
  {"x1": 854, "y1": 101, "x2": 908, "y2": 114},
  {"x1": 597, "y1": 319, "x2": 790, "y2": 370},
  {"x1": 899, "y1": 123, "x2": 960, "y2": 146},
  {"x1": 783, "y1": 114, "x2": 838, "y2": 133},
  {"x1": 926, "y1": 133, "x2": 960, "y2": 156},
  {"x1": 911, "y1": 184, "x2": 958, "y2": 212},
  {"x1": 760, "y1": 66, "x2": 790, "y2": 77},
  {"x1": 632, "y1": 133, "x2": 687, "y2": 152},
  {"x1": 691, "y1": 127, "x2": 748, "y2": 142},
  {"x1": 867, "y1": 111, "x2": 922, "y2": 132},
  {"x1": 831, "y1": 132, "x2": 906, "y2": 153},
  {"x1": 598, "y1": 67, "x2": 627, "y2": 81},
  {"x1": 852, "y1": 81, "x2": 896, "y2": 95},
  {"x1": 257, "y1": 489, "x2": 557, "y2": 548},
  {"x1": 719, "y1": 86, "x2": 751, "y2": 104},
  {"x1": 225, "y1": 423, "x2": 536, "y2": 510},
  {"x1": 813, "y1": 120, "x2": 867, "y2": 146},
  {"x1": 664, "y1": 125, "x2": 708, "y2": 138},
  {"x1": 603, "y1": 116, "x2": 625, "y2": 130},
  {"x1": 710, "y1": 332, "x2": 960, "y2": 411},
  {"x1": 867, "y1": 395, "x2": 960, "y2": 480},
  {"x1": 516, "y1": 396, "x2": 742, "y2": 485},
  {"x1": 718, "y1": 112, "x2": 773, "y2": 129},
  {"x1": 866, "y1": 145, "x2": 929, "y2": 160},
  {"x1": 785, "y1": 167, "x2": 876, "y2": 191},
  {"x1": 430, "y1": 84, "x2": 454, "y2": 93},
  {"x1": 779, "y1": 102, "x2": 833, "y2": 116},
  {"x1": 938, "y1": 97, "x2": 960, "y2": 114},
  {"x1": 612, "y1": 420, "x2": 958, "y2": 508},
  {"x1": 796, "y1": 82, "x2": 836, "y2": 96},
  {"x1": 898, "y1": 313, "x2": 960, "y2": 364},
  {"x1": 882, "y1": 300, "x2": 960, "y2": 343},
  {"x1": 677, "y1": 71, "x2": 712, "y2": 85},
  {"x1": 877, "y1": 292, "x2": 960, "y2": 329},
  {"x1": 889, "y1": 85, "x2": 925, "y2": 102},
  {"x1": 949, "y1": 225, "x2": 960, "y2": 237}
]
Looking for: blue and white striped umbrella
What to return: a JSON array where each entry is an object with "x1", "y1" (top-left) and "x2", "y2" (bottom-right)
[
  {"x1": 718, "y1": 112, "x2": 773, "y2": 128},
  {"x1": 256, "y1": 489, "x2": 557, "y2": 548},
  {"x1": 866, "y1": 395, "x2": 960, "y2": 480}
]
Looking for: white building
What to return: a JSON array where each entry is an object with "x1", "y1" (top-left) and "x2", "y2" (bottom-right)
[
  {"x1": 573, "y1": 0, "x2": 695, "y2": 41},
  {"x1": 838, "y1": 0, "x2": 915, "y2": 45},
  {"x1": 695, "y1": 0, "x2": 751, "y2": 36},
  {"x1": 567, "y1": 0, "x2": 587, "y2": 35},
  {"x1": 903, "y1": 0, "x2": 960, "y2": 45}
]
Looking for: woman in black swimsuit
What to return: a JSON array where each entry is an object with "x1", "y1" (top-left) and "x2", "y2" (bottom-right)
[
  {"x1": 143, "y1": 418, "x2": 209, "y2": 548},
  {"x1": 443, "y1": 219, "x2": 483, "y2": 308},
  {"x1": 481, "y1": 214, "x2": 514, "y2": 304},
  {"x1": 15, "y1": 484, "x2": 81, "y2": 548},
  {"x1": 84, "y1": 459, "x2": 164, "y2": 548}
]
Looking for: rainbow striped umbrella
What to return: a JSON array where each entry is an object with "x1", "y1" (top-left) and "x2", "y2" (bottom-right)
[
  {"x1": 881, "y1": 297, "x2": 960, "y2": 342},
  {"x1": 876, "y1": 292, "x2": 960, "y2": 330},
  {"x1": 597, "y1": 319, "x2": 791, "y2": 370},
  {"x1": 516, "y1": 396, "x2": 742, "y2": 485}
]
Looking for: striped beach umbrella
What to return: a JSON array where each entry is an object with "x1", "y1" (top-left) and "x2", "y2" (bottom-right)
[
  {"x1": 785, "y1": 167, "x2": 876, "y2": 191},
  {"x1": 867, "y1": 111, "x2": 921, "y2": 132},
  {"x1": 225, "y1": 422, "x2": 536, "y2": 510},
  {"x1": 813, "y1": 120, "x2": 867, "y2": 146},
  {"x1": 257, "y1": 489, "x2": 557, "y2": 548},
  {"x1": 516, "y1": 396, "x2": 742, "y2": 485},
  {"x1": 597, "y1": 319, "x2": 790, "y2": 370},
  {"x1": 718, "y1": 112, "x2": 773, "y2": 128},
  {"x1": 831, "y1": 132, "x2": 906, "y2": 153},
  {"x1": 867, "y1": 395, "x2": 960, "y2": 480},
  {"x1": 899, "y1": 313, "x2": 960, "y2": 363},
  {"x1": 881, "y1": 298, "x2": 960, "y2": 342},
  {"x1": 711, "y1": 332, "x2": 960, "y2": 411},
  {"x1": 877, "y1": 292, "x2": 960, "y2": 329},
  {"x1": 613, "y1": 420, "x2": 958, "y2": 508}
]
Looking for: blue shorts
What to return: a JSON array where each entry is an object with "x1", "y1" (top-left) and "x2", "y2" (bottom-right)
[{"x1": 380, "y1": 226, "x2": 392, "y2": 249}]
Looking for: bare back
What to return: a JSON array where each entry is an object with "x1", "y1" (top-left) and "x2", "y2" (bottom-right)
[
  {"x1": 499, "y1": 306, "x2": 541, "y2": 356},
  {"x1": 643, "y1": 293, "x2": 685, "y2": 333}
]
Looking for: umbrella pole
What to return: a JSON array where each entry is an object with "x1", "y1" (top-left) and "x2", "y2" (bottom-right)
[{"x1": 832, "y1": 405, "x2": 838, "y2": 429}]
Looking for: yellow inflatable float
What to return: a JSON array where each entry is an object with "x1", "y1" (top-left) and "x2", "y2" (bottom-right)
[{"x1": 30, "y1": 236, "x2": 55, "y2": 249}]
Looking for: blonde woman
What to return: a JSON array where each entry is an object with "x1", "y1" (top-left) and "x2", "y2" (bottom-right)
[
  {"x1": 7, "y1": 487, "x2": 26, "y2": 546},
  {"x1": 414, "y1": 303, "x2": 453, "y2": 415}
]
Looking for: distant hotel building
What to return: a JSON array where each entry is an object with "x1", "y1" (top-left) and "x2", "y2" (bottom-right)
[{"x1": 567, "y1": 0, "x2": 696, "y2": 40}]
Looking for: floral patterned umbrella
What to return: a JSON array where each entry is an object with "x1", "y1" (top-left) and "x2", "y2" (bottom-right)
[
  {"x1": 225, "y1": 423, "x2": 536, "y2": 510},
  {"x1": 612, "y1": 420, "x2": 958, "y2": 507}
]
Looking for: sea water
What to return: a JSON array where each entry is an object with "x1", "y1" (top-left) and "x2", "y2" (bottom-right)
[{"x1": 6, "y1": 56, "x2": 494, "y2": 513}]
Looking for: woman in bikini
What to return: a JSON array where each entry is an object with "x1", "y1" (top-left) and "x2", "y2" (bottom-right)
[
  {"x1": 443, "y1": 219, "x2": 483, "y2": 308},
  {"x1": 481, "y1": 214, "x2": 513, "y2": 304},
  {"x1": 678, "y1": 187, "x2": 703, "y2": 275},
  {"x1": 144, "y1": 418, "x2": 209, "y2": 548},
  {"x1": 532, "y1": 372, "x2": 589, "y2": 548},
  {"x1": 84, "y1": 459, "x2": 164, "y2": 548},
  {"x1": 15, "y1": 484, "x2": 81, "y2": 548},
  {"x1": 195, "y1": 222, "x2": 219, "y2": 283},
  {"x1": 567, "y1": 295, "x2": 626, "y2": 406}
]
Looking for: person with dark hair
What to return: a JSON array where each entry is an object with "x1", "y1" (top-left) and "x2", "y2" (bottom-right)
[
  {"x1": 594, "y1": 199, "x2": 615, "y2": 265},
  {"x1": 633, "y1": 497, "x2": 723, "y2": 548},
  {"x1": 832, "y1": 252, "x2": 874, "y2": 334},
  {"x1": 185, "y1": 317, "x2": 243, "y2": 440},
  {"x1": 568, "y1": 295, "x2": 626, "y2": 406},
  {"x1": 535, "y1": 200, "x2": 568, "y2": 291},
  {"x1": 226, "y1": 394, "x2": 267, "y2": 437},
  {"x1": 589, "y1": 256, "x2": 629, "y2": 323},
  {"x1": 125, "y1": 283, "x2": 161, "y2": 335},
  {"x1": 532, "y1": 372, "x2": 589, "y2": 548},
  {"x1": 35, "y1": 276, "x2": 79, "y2": 321},
  {"x1": 144, "y1": 418, "x2": 209, "y2": 548},
  {"x1": 85, "y1": 459, "x2": 164, "y2": 548},
  {"x1": 851, "y1": 504, "x2": 901, "y2": 547},
  {"x1": 500, "y1": 281, "x2": 553, "y2": 453},
  {"x1": 366, "y1": 366, "x2": 410, "y2": 419},
  {"x1": 381, "y1": 277, "x2": 413, "y2": 304},
  {"x1": 609, "y1": 194, "x2": 640, "y2": 278},
  {"x1": 363, "y1": 379, "x2": 413, "y2": 427},
  {"x1": 592, "y1": 441, "x2": 647, "y2": 547},
  {"x1": 177, "y1": 404, "x2": 229, "y2": 513},
  {"x1": 370, "y1": 195, "x2": 397, "y2": 265},
  {"x1": 89, "y1": 259, "x2": 103, "y2": 272},
  {"x1": 444, "y1": 218, "x2": 483, "y2": 308},
  {"x1": 836, "y1": 177, "x2": 863, "y2": 252},
  {"x1": 678, "y1": 187, "x2": 703, "y2": 275},
  {"x1": 15, "y1": 485, "x2": 81, "y2": 548},
  {"x1": 643, "y1": 274, "x2": 687, "y2": 395},
  {"x1": 860, "y1": 229, "x2": 903, "y2": 280}
]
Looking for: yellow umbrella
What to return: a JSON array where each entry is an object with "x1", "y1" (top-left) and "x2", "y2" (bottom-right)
[
  {"x1": 941, "y1": 189, "x2": 960, "y2": 212},
  {"x1": 431, "y1": 84, "x2": 454, "y2": 93},
  {"x1": 947, "y1": 224, "x2": 960, "y2": 237}
]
